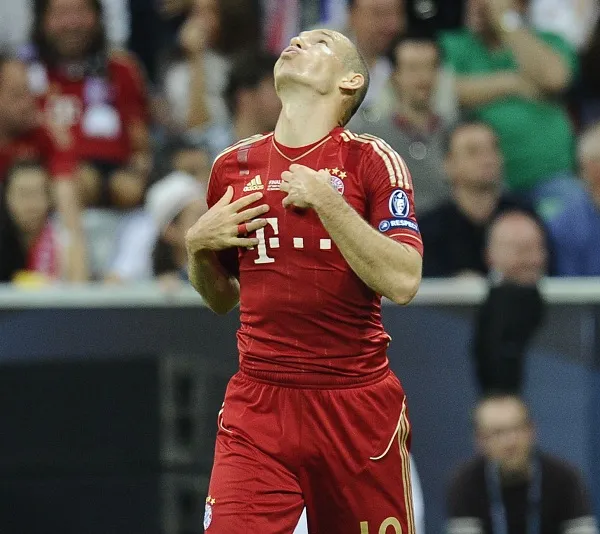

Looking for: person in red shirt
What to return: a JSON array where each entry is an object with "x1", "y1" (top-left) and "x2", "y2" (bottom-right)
[
  {"x1": 185, "y1": 29, "x2": 423, "y2": 534},
  {"x1": 0, "y1": 161, "x2": 62, "y2": 283},
  {"x1": 28, "y1": 0, "x2": 151, "y2": 209},
  {"x1": 0, "y1": 54, "x2": 87, "y2": 281}
]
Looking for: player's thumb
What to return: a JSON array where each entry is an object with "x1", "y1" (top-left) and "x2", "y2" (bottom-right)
[{"x1": 217, "y1": 186, "x2": 234, "y2": 206}]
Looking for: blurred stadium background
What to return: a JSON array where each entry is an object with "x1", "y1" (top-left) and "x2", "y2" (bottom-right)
[{"x1": 1, "y1": 0, "x2": 600, "y2": 533}]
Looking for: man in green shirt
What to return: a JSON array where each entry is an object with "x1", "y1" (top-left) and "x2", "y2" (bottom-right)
[{"x1": 439, "y1": 0, "x2": 585, "y2": 220}]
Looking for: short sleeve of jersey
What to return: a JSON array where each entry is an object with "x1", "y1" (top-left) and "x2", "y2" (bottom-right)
[
  {"x1": 206, "y1": 155, "x2": 240, "y2": 278},
  {"x1": 361, "y1": 137, "x2": 423, "y2": 256}
]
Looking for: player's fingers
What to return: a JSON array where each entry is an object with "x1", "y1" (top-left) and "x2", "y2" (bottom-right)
[
  {"x1": 244, "y1": 218, "x2": 268, "y2": 233},
  {"x1": 281, "y1": 171, "x2": 293, "y2": 182},
  {"x1": 282, "y1": 194, "x2": 293, "y2": 208},
  {"x1": 215, "y1": 186, "x2": 234, "y2": 206},
  {"x1": 280, "y1": 181, "x2": 291, "y2": 193},
  {"x1": 229, "y1": 191, "x2": 263, "y2": 211},
  {"x1": 234, "y1": 204, "x2": 270, "y2": 223},
  {"x1": 230, "y1": 237, "x2": 260, "y2": 248},
  {"x1": 289, "y1": 163, "x2": 308, "y2": 172}
]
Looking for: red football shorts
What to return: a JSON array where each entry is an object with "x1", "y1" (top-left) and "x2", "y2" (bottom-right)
[{"x1": 203, "y1": 370, "x2": 416, "y2": 534}]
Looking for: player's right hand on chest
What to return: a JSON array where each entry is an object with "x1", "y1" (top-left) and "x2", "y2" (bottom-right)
[{"x1": 185, "y1": 186, "x2": 270, "y2": 253}]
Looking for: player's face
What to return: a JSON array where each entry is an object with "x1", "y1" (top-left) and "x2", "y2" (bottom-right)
[
  {"x1": 350, "y1": 0, "x2": 404, "y2": 57},
  {"x1": 446, "y1": 125, "x2": 503, "y2": 190},
  {"x1": 43, "y1": 0, "x2": 100, "y2": 60},
  {"x1": 393, "y1": 41, "x2": 439, "y2": 111},
  {"x1": 475, "y1": 399, "x2": 535, "y2": 474},
  {"x1": 0, "y1": 61, "x2": 38, "y2": 134},
  {"x1": 274, "y1": 30, "x2": 351, "y2": 97},
  {"x1": 6, "y1": 168, "x2": 51, "y2": 235},
  {"x1": 487, "y1": 215, "x2": 547, "y2": 285}
]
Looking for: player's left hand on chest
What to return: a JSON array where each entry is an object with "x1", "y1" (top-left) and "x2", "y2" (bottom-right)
[{"x1": 280, "y1": 164, "x2": 332, "y2": 209}]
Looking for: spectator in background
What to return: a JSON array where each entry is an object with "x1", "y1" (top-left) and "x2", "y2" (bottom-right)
[
  {"x1": 0, "y1": 161, "x2": 62, "y2": 284},
  {"x1": 0, "y1": 54, "x2": 87, "y2": 281},
  {"x1": 147, "y1": 172, "x2": 206, "y2": 285},
  {"x1": 27, "y1": 0, "x2": 151, "y2": 210},
  {"x1": 474, "y1": 210, "x2": 547, "y2": 394},
  {"x1": 351, "y1": 32, "x2": 449, "y2": 214},
  {"x1": 190, "y1": 51, "x2": 280, "y2": 160},
  {"x1": 548, "y1": 123, "x2": 600, "y2": 276},
  {"x1": 420, "y1": 121, "x2": 528, "y2": 277},
  {"x1": 0, "y1": 0, "x2": 33, "y2": 53},
  {"x1": 164, "y1": 0, "x2": 262, "y2": 137},
  {"x1": 528, "y1": 0, "x2": 599, "y2": 52},
  {"x1": 580, "y1": 18, "x2": 600, "y2": 126},
  {"x1": 440, "y1": 0, "x2": 583, "y2": 222},
  {"x1": 128, "y1": 0, "x2": 190, "y2": 86},
  {"x1": 105, "y1": 143, "x2": 211, "y2": 283},
  {"x1": 338, "y1": 0, "x2": 405, "y2": 109},
  {"x1": 447, "y1": 394, "x2": 598, "y2": 534},
  {"x1": 487, "y1": 211, "x2": 548, "y2": 286},
  {"x1": 406, "y1": 0, "x2": 465, "y2": 35}
]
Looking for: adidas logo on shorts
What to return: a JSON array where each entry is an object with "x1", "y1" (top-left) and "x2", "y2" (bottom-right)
[{"x1": 243, "y1": 175, "x2": 264, "y2": 192}]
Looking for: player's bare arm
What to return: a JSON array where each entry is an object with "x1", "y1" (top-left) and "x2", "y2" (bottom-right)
[
  {"x1": 185, "y1": 187, "x2": 269, "y2": 314},
  {"x1": 280, "y1": 164, "x2": 422, "y2": 305}
]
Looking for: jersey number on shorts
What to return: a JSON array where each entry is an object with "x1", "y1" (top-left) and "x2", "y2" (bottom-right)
[{"x1": 360, "y1": 517, "x2": 402, "y2": 533}]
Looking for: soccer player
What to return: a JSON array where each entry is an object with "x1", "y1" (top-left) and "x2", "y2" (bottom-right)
[{"x1": 185, "y1": 29, "x2": 423, "y2": 534}]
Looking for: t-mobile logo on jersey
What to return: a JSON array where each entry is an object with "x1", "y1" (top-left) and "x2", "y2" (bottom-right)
[{"x1": 251, "y1": 217, "x2": 332, "y2": 264}]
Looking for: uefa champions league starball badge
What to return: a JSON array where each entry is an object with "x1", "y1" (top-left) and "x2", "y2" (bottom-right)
[{"x1": 389, "y1": 189, "x2": 410, "y2": 218}]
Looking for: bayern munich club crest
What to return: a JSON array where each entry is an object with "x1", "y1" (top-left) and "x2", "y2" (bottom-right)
[
  {"x1": 330, "y1": 175, "x2": 344, "y2": 194},
  {"x1": 204, "y1": 496, "x2": 215, "y2": 529}
]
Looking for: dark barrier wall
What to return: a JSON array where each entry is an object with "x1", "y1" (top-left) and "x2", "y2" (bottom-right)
[{"x1": 0, "y1": 292, "x2": 598, "y2": 534}]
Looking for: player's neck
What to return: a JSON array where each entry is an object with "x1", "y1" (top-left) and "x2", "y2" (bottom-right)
[{"x1": 274, "y1": 93, "x2": 340, "y2": 147}]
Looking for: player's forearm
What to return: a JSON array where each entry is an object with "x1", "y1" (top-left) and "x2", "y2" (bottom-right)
[
  {"x1": 312, "y1": 190, "x2": 422, "y2": 305},
  {"x1": 187, "y1": 250, "x2": 240, "y2": 314},
  {"x1": 456, "y1": 73, "x2": 521, "y2": 108},
  {"x1": 501, "y1": 29, "x2": 571, "y2": 93}
]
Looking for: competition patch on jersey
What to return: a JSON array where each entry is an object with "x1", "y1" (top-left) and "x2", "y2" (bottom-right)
[
  {"x1": 389, "y1": 189, "x2": 410, "y2": 218},
  {"x1": 267, "y1": 179, "x2": 281, "y2": 191},
  {"x1": 379, "y1": 218, "x2": 420, "y2": 233}
]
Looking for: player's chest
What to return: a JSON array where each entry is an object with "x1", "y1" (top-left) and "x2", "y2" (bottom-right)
[{"x1": 227, "y1": 156, "x2": 363, "y2": 264}]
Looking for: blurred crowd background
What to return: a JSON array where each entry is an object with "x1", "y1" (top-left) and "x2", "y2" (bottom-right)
[
  {"x1": 0, "y1": 1, "x2": 599, "y2": 533},
  {"x1": 1, "y1": 0, "x2": 600, "y2": 289}
]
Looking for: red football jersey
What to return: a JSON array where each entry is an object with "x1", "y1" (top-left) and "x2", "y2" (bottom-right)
[
  {"x1": 0, "y1": 127, "x2": 76, "y2": 181},
  {"x1": 38, "y1": 53, "x2": 149, "y2": 165},
  {"x1": 206, "y1": 127, "x2": 423, "y2": 383}
]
